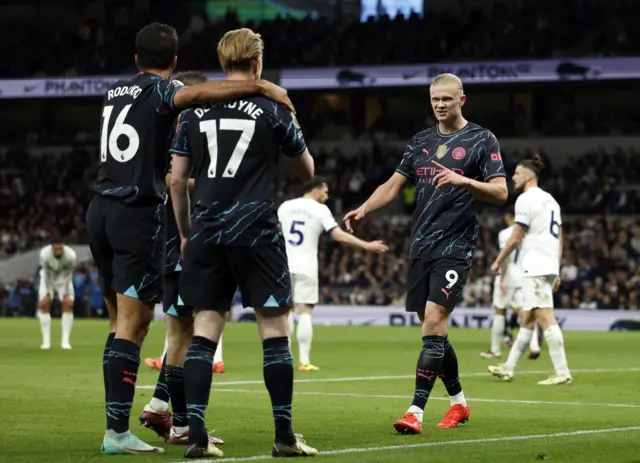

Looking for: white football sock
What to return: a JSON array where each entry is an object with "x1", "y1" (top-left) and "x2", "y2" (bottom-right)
[
  {"x1": 40, "y1": 312, "x2": 51, "y2": 346},
  {"x1": 297, "y1": 313, "x2": 313, "y2": 366},
  {"x1": 450, "y1": 391, "x2": 467, "y2": 407},
  {"x1": 407, "y1": 405, "x2": 424, "y2": 422},
  {"x1": 491, "y1": 314, "x2": 505, "y2": 354},
  {"x1": 61, "y1": 312, "x2": 74, "y2": 346},
  {"x1": 544, "y1": 325, "x2": 571, "y2": 377},
  {"x1": 149, "y1": 397, "x2": 169, "y2": 412},
  {"x1": 529, "y1": 323, "x2": 540, "y2": 352},
  {"x1": 504, "y1": 328, "x2": 533, "y2": 374},
  {"x1": 287, "y1": 311, "x2": 294, "y2": 349},
  {"x1": 161, "y1": 331, "x2": 169, "y2": 358},
  {"x1": 214, "y1": 334, "x2": 223, "y2": 363}
]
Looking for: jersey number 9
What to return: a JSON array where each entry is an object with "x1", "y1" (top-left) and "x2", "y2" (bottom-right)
[{"x1": 288, "y1": 221, "x2": 305, "y2": 246}]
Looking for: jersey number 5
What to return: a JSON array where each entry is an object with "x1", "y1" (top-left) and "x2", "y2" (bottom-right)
[
  {"x1": 288, "y1": 221, "x2": 305, "y2": 246},
  {"x1": 199, "y1": 119, "x2": 256, "y2": 178},
  {"x1": 100, "y1": 104, "x2": 140, "y2": 163}
]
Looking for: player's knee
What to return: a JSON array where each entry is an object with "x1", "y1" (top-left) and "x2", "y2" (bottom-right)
[
  {"x1": 255, "y1": 306, "x2": 290, "y2": 340},
  {"x1": 62, "y1": 297, "x2": 74, "y2": 312},
  {"x1": 297, "y1": 304, "x2": 314, "y2": 315},
  {"x1": 422, "y1": 303, "x2": 449, "y2": 336},
  {"x1": 535, "y1": 309, "x2": 556, "y2": 331},
  {"x1": 39, "y1": 296, "x2": 52, "y2": 312},
  {"x1": 193, "y1": 309, "x2": 225, "y2": 342}
]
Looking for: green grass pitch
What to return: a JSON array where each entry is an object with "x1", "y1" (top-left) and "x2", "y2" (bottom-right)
[{"x1": 1, "y1": 319, "x2": 639, "y2": 462}]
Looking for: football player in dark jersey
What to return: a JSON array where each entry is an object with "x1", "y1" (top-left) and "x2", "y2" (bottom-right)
[
  {"x1": 87, "y1": 22, "x2": 294, "y2": 455},
  {"x1": 138, "y1": 70, "x2": 224, "y2": 447},
  {"x1": 170, "y1": 28, "x2": 316, "y2": 458},
  {"x1": 345, "y1": 73, "x2": 507, "y2": 434}
]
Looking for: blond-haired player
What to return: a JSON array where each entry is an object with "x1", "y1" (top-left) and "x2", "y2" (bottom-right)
[
  {"x1": 345, "y1": 73, "x2": 507, "y2": 434},
  {"x1": 489, "y1": 154, "x2": 571, "y2": 385},
  {"x1": 278, "y1": 176, "x2": 388, "y2": 371},
  {"x1": 170, "y1": 28, "x2": 317, "y2": 458},
  {"x1": 38, "y1": 240, "x2": 76, "y2": 350}
]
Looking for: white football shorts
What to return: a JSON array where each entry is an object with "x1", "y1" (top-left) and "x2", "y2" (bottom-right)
[
  {"x1": 38, "y1": 280, "x2": 75, "y2": 302},
  {"x1": 291, "y1": 273, "x2": 319, "y2": 305},
  {"x1": 522, "y1": 275, "x2": 557, "y2": 311},
  {"x1": 492, "y1": 283, "x2": 523, "y2": 310}
]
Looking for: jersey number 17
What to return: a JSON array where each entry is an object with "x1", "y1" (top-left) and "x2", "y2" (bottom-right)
[{"x1": 199, "y1": 119, "x2": 256, "y2": 178}]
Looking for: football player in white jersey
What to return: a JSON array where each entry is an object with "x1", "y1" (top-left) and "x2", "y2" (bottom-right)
[
  {"x1": 480, "y1": 211, "x2": 540, "y2": 359},
  {"x1": 488, "y1": 155, "x2": 571, "y2": 385},
  {"x1": 38, "y1": 240, "x2": 77, "y2": 350},
  {"x1": 278, "y1": 177, "x2": 388, "y2": 371}
]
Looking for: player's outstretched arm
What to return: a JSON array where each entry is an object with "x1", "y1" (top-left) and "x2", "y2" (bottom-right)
[
  {"x1": 174, "y1": 80, "x2": 294, "y2": 112},
  {"x1": 344, "y1": 172, "x2": 407, "y2": 233},
  {"x1": 330, "y1": 228, "x2": 389, "y2": 254},
  {"x1": 491, "y1": 224, "x2": 525, "y2": 274},
  {"x1": 169, "y1": 155, "x2": 193, "y2": 241}
]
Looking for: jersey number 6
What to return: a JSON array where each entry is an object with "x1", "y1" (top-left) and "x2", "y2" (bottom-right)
[
  {"x1": 549, "y1": 211, "x2": 560, "y2": 239},
  {"x1": 288, "y1": 221, "x2": 305, "y2": 246}
]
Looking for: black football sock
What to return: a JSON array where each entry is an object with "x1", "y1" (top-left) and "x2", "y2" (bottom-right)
[
  {"x1": 166, "y1": 365, "x2": 188, "y2": 427},
  {"x1": 152, "y1": 357, "x2": 170, "y2": 404},
  {"x1": 184, "y1": 336, "x2": 216, "y2": 446},
  {"x1": 411, "y1": 335, "x2": 445, "y2": 410},
  {"x1": 106, "y1": 338, "x2": 140, "y2": 434},
  {"x1": 439, "y1": 336, "x2": 463, "y2": 398},
  {"x1": 263, "y1": 337, "x2": 295, "y2": 445},
  {"x1": 103, "y1": 333, "x2": 116, "y2": 403}
]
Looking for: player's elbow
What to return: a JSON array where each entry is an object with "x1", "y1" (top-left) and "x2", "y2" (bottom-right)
[
  {"x1": 170, "y1": 175, "x2": 188, "y2": 194},
  {"x1": 493, "y1": 184, "x2": 508, "y2": 205},
  {"x1": 330, "y1": 227, "x2": 346, "y2": 242}
]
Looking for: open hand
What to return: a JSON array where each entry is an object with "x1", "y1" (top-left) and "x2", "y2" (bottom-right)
[
  {"x1": 344, "y1": 206, "x2": 367, "y2": 233},
  {"x1": 366, "y1": 240, "x2": 389, "y2": 254}
]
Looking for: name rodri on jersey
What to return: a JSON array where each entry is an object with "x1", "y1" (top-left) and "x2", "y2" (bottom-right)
[
  {"x1": 171, "y1": 97, "x2": 307, "y2": 247},
  {"x1": 94, "y1": 72, "x2": 183, "y2": 204},
  {"x1": 396, "y1": 123, "x2": 505, "y2": 261}
]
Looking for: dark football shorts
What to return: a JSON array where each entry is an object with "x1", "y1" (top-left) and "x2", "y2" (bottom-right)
[
  {"x1": 180, "y1": 234, "x2": 292, "y2": 311},
  {"x1": 163, "y1": 271, "x2": 193, "y2": 317},
  {"x1": 406, "y1": 256, "x2": 469, "y2": 312},
  {"x1": 86, "y1": 195, "x2": 165, "y2": 303}
]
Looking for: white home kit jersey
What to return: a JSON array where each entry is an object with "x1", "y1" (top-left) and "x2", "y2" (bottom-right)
[
  {"x1": 514, "y1": 187, "x2": 562, "y2": 277},
  {"x1": 278, "y1": 198, "x2": 338, "y2": 278},
  {"x1": 496, "y1": 226, "x2": 523, "y2": 288},
  {"x1": 38, "y1": 245, "x2": 76, "y2": 300}
]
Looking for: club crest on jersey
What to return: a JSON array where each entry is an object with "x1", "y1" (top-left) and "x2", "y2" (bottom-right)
[
  {"x1": 452, "y1": 147, "x2": 466, "y2": 160},
  {"x1": 436, "y1": 145, "x2": 448, "y2": 159}
]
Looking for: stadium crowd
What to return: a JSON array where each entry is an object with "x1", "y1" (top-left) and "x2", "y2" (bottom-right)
[
  {"x1": 1, "y1": 146, "x2": 639, "y2": 313},
  {"x1": 1, "y1": 0, "x2": 638, "y2": 78}
]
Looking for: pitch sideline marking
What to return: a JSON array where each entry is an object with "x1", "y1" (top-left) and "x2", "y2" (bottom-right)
[
  {"x1": 138, "y1": 367, "x2": 640, "y2": 389},
  {"x1": 175, "y1": 426, "x2": 640, "y2": 463}
]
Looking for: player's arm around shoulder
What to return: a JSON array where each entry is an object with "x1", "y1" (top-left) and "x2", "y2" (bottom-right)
[{"x1": 173, "y1": 79, "x2": 294, "y2": 112}]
